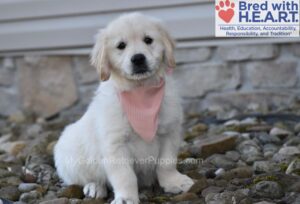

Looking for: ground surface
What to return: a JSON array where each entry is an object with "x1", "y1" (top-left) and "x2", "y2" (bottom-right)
[{"x1": 0, "y1": 106, "x2": 299, "y2": 204}]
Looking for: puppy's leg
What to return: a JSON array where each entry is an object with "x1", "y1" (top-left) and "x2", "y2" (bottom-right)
[
  {"x1": 157, "y1": 127, "x2": 194, "y2": 194},
  {"x1": 83, "y1": 182, "x2": 107, "y2": 198},
  {"x1": 103, "y1": 144, "x2": 139, "y2": 204}
]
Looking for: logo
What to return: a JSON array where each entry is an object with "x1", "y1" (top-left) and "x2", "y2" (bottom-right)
[
  {"x1": 215, "y1": 0, "x2": 300, "y2": 37},
  {"x1": 215, "y1": 0, "x2": 235, "y2": 23}
]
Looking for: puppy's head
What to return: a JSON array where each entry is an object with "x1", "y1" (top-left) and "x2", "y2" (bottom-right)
[{"x1": 91, "y1": 13, "x2": 175, "y2": 82}]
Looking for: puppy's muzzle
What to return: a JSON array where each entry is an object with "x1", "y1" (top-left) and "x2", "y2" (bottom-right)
[{"x1": 131, "y1": 53, "x2": 149, "y2": 74}]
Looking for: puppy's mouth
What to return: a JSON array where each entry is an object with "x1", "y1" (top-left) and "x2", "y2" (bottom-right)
[{"x1": 125, "y1": 67, "x2": 154, "y2": 81}]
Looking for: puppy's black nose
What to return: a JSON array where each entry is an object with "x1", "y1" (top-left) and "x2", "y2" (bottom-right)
[{"x1": 131, "y1": 53, "x2": 146, "y2": 66}]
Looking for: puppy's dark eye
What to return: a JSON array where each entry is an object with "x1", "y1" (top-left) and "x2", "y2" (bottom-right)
[
  {"x1": 144, "y1": 36, "x2": 153, "y2": 45},
  {"x1": 117, "y1": 42, "x2": 126, "y2": 50}
]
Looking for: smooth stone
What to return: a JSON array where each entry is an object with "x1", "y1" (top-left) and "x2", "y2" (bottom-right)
[
  {"x1": 172, "y1": 192, "x2": 198, "y2": 202},
  {"x1": 178, "y1": 158, "x2": 200, "y2": 172},
  {"x1": 218, "y1": 166, "x2": 253, "y2": 180},
  {"x1": 57, "y1": 185, "x2": 84, "y2": 199},
  {"x1": 46, "y1": 140, "x2": 57, "y2": 155},
  {"x1": 237, "y1": 140, "x2": 263, "y2": 164},
  {"x1": 270, "y1": 127, "x2": 291, "y2": 137},
  {"x1": 224, "y1": 120, "x2": 240, "y2": 127},
  {"x1": 286, "y1": 158, "x2": 300, "y2": 175},
  {"x1": 206, "y1": 154, "x2": 236, "y2": 170},
  {"x1": 19, "y1": 191, "x2": 42, "y2": 203},
  {"x1": 284, "y1": 137, "x2": 300, "y2": 147},
  {"x1": 250, "y1": 181, "x2": 284, "y2": 199},
  {"x1": 40, "y1": 198, "x2": 69, "y2": 204},
  {"x1": 278, "y1": 146, "x2": 300, "y2": 155},
  {"x1": 191, "y1": 134, "x2": 237, "y2": 158},
  {"x1": 263, "y1": 144, "x2": 279, "y2": 158},
  {"x1": 294, "y1": 122, "x2": 300, "y2": 133},
  {"x1": 205, "y1": 191, "x2": 247, "y2": 204},
  {"x1": 215, "y1": 168, "x2": 225, "y2": 176},
  {"x1": 0, "y1": 186, "x2": 21, "y2": 201},
  {"x1": 255, "y1": 132, "x2": 281, "y2": 145},
  {"x1": 201, "y1": 186, "x2": 224, "y2": 197},
  {"x1": 253, "y1": 161, "x2": 278, "y2": 174},
  {"x1": 82, "y1": 198, "x2": 105, "y2": 204},
  {"x1": 225, "y1": 150, "x2": 240, "y2": 162},
  {"x1": 18, "y1": 183, "x2": 40, "y2": 193},
  {"x1": 188, "y1": 177, "x2": 208, "y2": 194}
]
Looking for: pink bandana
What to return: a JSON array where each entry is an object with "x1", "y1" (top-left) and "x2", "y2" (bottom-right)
[{"x1": 118, "y1": 79, "x2": 165, "y2": 142}]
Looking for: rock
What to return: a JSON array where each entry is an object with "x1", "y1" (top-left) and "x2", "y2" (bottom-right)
[
  {"x1": 288, "y1": 181, "x2": 300, "y2": 193},
  {"x1": 178, "y1": 158, "x2": 200, "y2": 172},
  {"x1": 218, "y1": 44, "x2": 278, "y2": 61},
  {"x1": 201, "y1": 91, "x2": 295, "y2": 113},
  {"x1": 173, "y1": 63, "x2": 240, "y2": 98},
  {"x1": 286, "y1": 158, "x2": 300, "y2": 175},
  {"x1": 57, "y1": 185, "x2": 84, "y2": 199},
  {"x1": 278, "y1": 146, "x2": 300, "y2": 156},
  {"x1": 255, "y1": 133, "x2": 281, "y2": 145},
  {"x1": 295, "y1": 122, "x2": 300, "y2": 133},
  {"x1": 42, "y1": 190, "x2": 58, "y2": 201},
  {"x1": 190, "y1": 123, "x2": 208, "y2": 133},
  {"x1": 201, "y1": 186, "x2": 224, "y2": 198},
  {"x1": 73, "y1": 56, "x2": 98, "y2": 84},
  {"x1": 218, "y1": 167, "x2": 253, "y2": 180},
  {"x1": 224, "y1": 120, "x2": 240, "y2": 127},
  {"x1": 175, "y1": 47, "x2": 211, "y2": 63},
  {"x1": 0, "y1": 140, "x2": 26, "y2": 156},
  {"x1": 247, "y1": 61, "x2": 297, "y2": 88},
  {"x1": 46, "y1": 141, "x2": 57, "y2": 155},
  {"x1": 284, "y1": 137, "x2": 300, "y2": 147},
  {"x1": 0, "y1": 186, "x2": 21, "y2": 201},
  {"x1": 188, "y1": 177, "x2": 208, "y2": 194},
  {"x1": 215, "y1": 168, "x2": 225, "y2": 177},
  {"x1": 191, "y1": 135, "x2": 237, "y2": 158},
  {"x1": 40, "y1": 198, "x2": 69, "y2": 204},
  {"x1": 8, "y1": 111, "x2": 26, "y2": 123},
  {"x1": 270, "y1": 127, "x2": 291, "y2": 137},
  {"x1": 263, "y1": 144, "x2": 279, "y2": 158},
  {"x1": 82, "y1": 198, "x2": 105, "y2": 204},
  {"x1": 17, "y1": 56, "x2": 78, "y2": 117},
  {"x1": 0, "y1": 176, "x2": 22, "y2": 187},
  {"x1": 18, "y1": 183, "x2": 41, "y2": 193},
  {"x1": 253, "y1": 202, "x2": 275, "y2": 204},
  {"x1": 205, "y1": 169, "x2": 217, "y2": 179},
  {"x1": 0, "y1": 89, "x2": 20, "y2": 116},
  {"x1": 225, "y1": 151, "x2": 240, "y2": 162},
  {"x1": 237, "y1": 140, "x2": 263, "y2": 164},
  {"x1": 206, "y1": 154, "x2": 236, "y2": 170},
  {"x1": 26, "y1": 124, "x2": 43, "y2": 137},
  {"x1": 253, "y1": 161, "x2": 279, "y2": 174},
  {"x1": 172, "y1": 192, "x2": 198, "y2": 202},
  {"x1": 205, "y1": 190, "x2": 247, "y2": 204},
  {"x1": 250, "y1": 181, "x2": 284, "y2": 199},
  {"x1": 20, "y1": 190, "x2": 42, "y2": 203},
  {"x1": 0, "y1": 168, "x2": 14, "y2": 178}
]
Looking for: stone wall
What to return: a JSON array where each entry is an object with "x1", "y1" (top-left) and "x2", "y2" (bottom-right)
[{"x1": 0, "y1": 43, "x2": 300, "y2": 118}]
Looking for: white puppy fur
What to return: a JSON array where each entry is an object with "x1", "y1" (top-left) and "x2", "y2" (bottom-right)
[{"x1": 54, "y1": 13, "x2": 194, "y2": 204}]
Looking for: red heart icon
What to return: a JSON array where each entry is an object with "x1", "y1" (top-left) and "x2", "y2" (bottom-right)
[{"x1": 218, "y1": 9, "x2": 234, "y2": 23}]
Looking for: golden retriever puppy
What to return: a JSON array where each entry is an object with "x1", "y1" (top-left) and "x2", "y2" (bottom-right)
[{"x1": 54, "y1": 13, "x2": 194, "y2": 204}]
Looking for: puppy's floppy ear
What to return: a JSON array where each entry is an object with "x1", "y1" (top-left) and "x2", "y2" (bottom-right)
[
  {"x1": 155, "y1": 21, "x2": 176, "y2": 68},
  {"x1": 90, "y1": 29, "x2": 111, "y2": 81}
]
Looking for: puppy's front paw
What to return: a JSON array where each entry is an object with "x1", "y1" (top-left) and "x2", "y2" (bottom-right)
[
  {"x1": 111, "y1": 197, "x2": 139, "y2": 204},
  {"x1": 159, "y1": 171, "x2": 194, "y2": 194},
  {"x1": 83, "y1": 182, "x2": 107, "y2": 198}
]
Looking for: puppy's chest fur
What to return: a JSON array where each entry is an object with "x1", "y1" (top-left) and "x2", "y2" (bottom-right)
[{"x1": 99, "y1": 80, "x2": 181, "y2": 185}]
